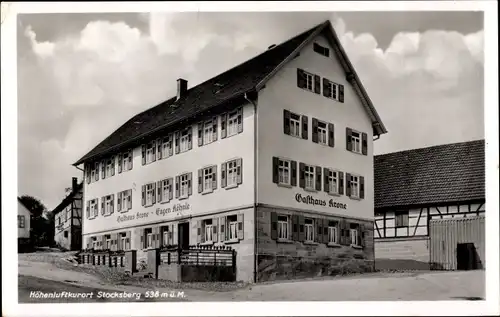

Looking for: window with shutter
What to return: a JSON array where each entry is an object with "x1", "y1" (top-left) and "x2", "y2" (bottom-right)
[
  {"x1": 199, "y1": 165, "x2": 217, "y2": 194},
  {"x1": 304, "y1": 218, "x2": 314, "y2": 242},
  {"x1": 178, "y1": 173, "x2": 190, "y2": 199},
  {"x1": 313, "y1": 42, "x2": 330, "y2": 57},
  {"x1": 159, "y1": 178, "x2": 172, "y2": 203},
  {"x1": 274, "y1": 158, "x2": 293, "y2": 186},
  {"x1": 179, "y1": 128, "x2": 191, "y2": 153},
  {"x1": 226, "y1": 108, "x2": 241, "y2": 138},
  {"x1": 297, "y1": 68, "x2": 314, "y2": 92}
]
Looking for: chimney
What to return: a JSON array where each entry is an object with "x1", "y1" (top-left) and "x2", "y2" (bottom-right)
[
  {"x1": 72, "y1": 177, "x2": 78, "y2": 192},
  {"x1": 177, "y1": 78, "x2": 188, "y2": 101}
]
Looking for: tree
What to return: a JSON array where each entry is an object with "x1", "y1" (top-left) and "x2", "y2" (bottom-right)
[{"x1": 19, "y1": 195, "x2": 54, "y2": 247}]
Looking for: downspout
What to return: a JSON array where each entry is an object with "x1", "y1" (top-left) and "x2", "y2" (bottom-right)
[{"x1": 244, "y1": 91, "x2": 258, "y2": 283}]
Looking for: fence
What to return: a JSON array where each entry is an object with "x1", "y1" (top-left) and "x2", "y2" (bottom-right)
[
  {"x1": 159, "y1": 245, "x2": 235, "y2": 267},
  {"x1": 79, "y1": 249, "x2": 127, "y2": 268},
  {"x1": 429, "y1": 216, "x2": 485, "y2": 271}
]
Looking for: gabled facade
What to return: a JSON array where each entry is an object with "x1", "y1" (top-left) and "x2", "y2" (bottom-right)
[
  {"x1": 374, "y1": 140, "x2": 485, "y2": 270},
  {"x1": 74, "y1": 20, "x2": 387, "y2": 282},
  {"x1": 53, "y1": 177, "x2": 83, "y2": 250},
  {"x1": 18, "y1": 198, "x2": 32, "y2": 241}
]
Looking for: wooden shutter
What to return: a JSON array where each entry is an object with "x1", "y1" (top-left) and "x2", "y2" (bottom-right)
[
  {"x1": 86, "y1": 237, "x2": 91, "y2": 250},
  {"x1": 339, "y1": 85, "x2": 344, "y2": 103},
  {"x1": 360, "y1": 176, "x2": 365, "y2": 199},
  {"x1": 172, "y1": 225, "x2": 178, "y2": 246},
  {"x1": 86, "y1": 201, "x2": 90, "y2": 219},
  {"x1": 237, "y1": 213, "x2": 244, "y2": 240},
  {"x1": 237, "y1": 108, "x2": 243, "y2": 133},
  {"x1": 212, "y1": 165, "x2": 218, "y2": 190},
  {"x1": 101, "y1": 197, "x2": 105, "y2": 215},
  {"x1": 292, "y1": 215, "x2": 299, "y2": 241},
  {"x1": 236, "y1": 159, "x2": 242, "y2": 184},
  {"x1": 151, "y1": 140, "x2": 157, "y2": 162},
  {"x1": 345, "y1": 173, "x2": 351, "y2": 197},
  {"x1": 175, "y1": 132, "x2": 180, "y2": 154},
  {"x1": 125, "y1": 231, "x2": 131, "y2": 250},
  {"x1": 299, "y1": 162, "x2": 305, "y2": 188},
  {"x1": 141, "y1": 185, "x2": 146, "y2": 206},
  {"x1": 188, "y1": 128, "x2": 193, "y2": 150},
  {"x1": 270, "y1": 212, "x2": 278, "y2": 240},
  {"x1": 127, "y1": 190, "x2": 132, "y2": 209},
  {"x1": 219, "y1": 216, "x2": 226, "y2": 242},
  {"x1": 339, "y1": 172, "x2": 344, "y2": 195},
  {"x1": 315, "y1": 218, "x2": 322, "y2": 243},
  {"x1": 168, "y1": 134, "x2": 174, "y2": 157},
  {"x1": 196, "y1": 220, "x2": 202, "y2": 243},
  {"x1": 198, "y1": 122, "x2": 204, "y2": 146},
  {"x1": 95, "y1": 162, "x2": 99, "y2": 181},
  {"x1": 128, "y1": 151, "x2": 133, "y2": 170},
  {"x1": 301, "y1": 115, "x2": 308, "y2": 140},
  {"x1": 151, "y1": 183, "x2": 155, "y2": 204},
  {"x1": 175, "y1": 176, "x2": 180, "y2": 198},
  {"x1": 323, "y1": 218, "x2": 329, "y2": 244},
  {"x1": 140, "y1": 229, "x2": 144, "y2": 249},
  {"x1": 110, "y1": 194, "x2": 115, "y2": 214},
  {"x1": 101, "y1": 161, "x2": 106, "y2": 179},
  {"x1": 141, "y1": 145, "x2": 146, "y2": 165},
  {"x1": 360, "y1": 224, "x2": 366, "y2": 248},
  {"x1": 323, "y1": 168, "x2": 330, "y2": 193},
  {"x1": 315, "y1": 166, "x2": 322, "y2": 191},
  {"x1": 220, "y1": 113, "x2": 227, "y2": 139},
  {"x1": 297, "y1": 68, "x2": 306, "y2": 88},
  {"x1": 198, "y1": 168, "x2": 203, "y2": 193},
  {"x1": 311, "y1": 118, "x2": 318, "y2": 143},
  {"x1": 291, "y1": 160, "x2": 297, "y2": 186},
  {"x1": 86, "y1": 166, "x2": 91, "y2": 184},
  {"x1": 322, "y1": 78, "x2": 329, "y2": 97},
  {"x1": 118, "y1": 154, "x2": 123, "y2": 173},
  {"x1": 112, "y1": 233, "x2": 118, "y2": 251},
  {"x1": 157, "y1": 181, "x2": 163, "y2": 203},
  {"x1": 314, "y1": 75, "x2": 321, "y2": 94},
  {"x1": 111, "y1": 156, "x2": 115, "y2": 176},
  {"x1": 362, "y1": 132, "x2": 368, "y2": 155},
  {"x1": 346, "y1": 128, "x2": 352, "y2": 151},
  {"x1": 272, "y1": 157, "x2": 279, "y2": 184},
  {"x1": 187, "y1": 172, "x2": 192, "y2": 196},
  {"x1": 283, "y1": 109, "x2": 291, "y2": 135},
  {"x1": 298, "y1": 215, "x2": 305, "y2": 242},
  {"x1": 328, "y1": 123, "x2": 335, "y2": 147},
  {"x1": 213, "y1": 218, "x2": 219, "y2": 242},
  {"x1": 210, "y1": 116, "x2": 217, "y2": 141},
  {"x1": 157, "y1": 139, "x2": 163, "y2": 160},
  {"x1": 221, "y1": 162, "x2": 227, "y2": 188}
]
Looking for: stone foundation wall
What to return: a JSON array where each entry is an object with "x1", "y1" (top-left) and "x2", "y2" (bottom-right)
[
  {"x1": 374, "y1": 237, "x2": 430, "y2": 270},
  {"x1": 256, "y1": 206, "x2": 375, "y2": 282}
]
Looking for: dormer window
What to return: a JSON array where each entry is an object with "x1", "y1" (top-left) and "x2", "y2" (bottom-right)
[{"x1": 313, "y1": 42, "x2": 330, "y2": 57}]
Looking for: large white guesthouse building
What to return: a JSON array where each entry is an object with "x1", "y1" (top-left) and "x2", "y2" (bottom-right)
[{"x1": 74, "y1": 20, "x2": 387, "y2": 282}]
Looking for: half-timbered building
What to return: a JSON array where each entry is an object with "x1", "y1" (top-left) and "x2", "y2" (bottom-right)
[
  {"x1": 53, "y1": 177, "x2": 83, "y2": 251},
  {"x1": 374, "y1": 139, "x2": 485, "y2": 270},
  {"x1": 74, "y1": 20, "x2": 387, "y2": 282}
]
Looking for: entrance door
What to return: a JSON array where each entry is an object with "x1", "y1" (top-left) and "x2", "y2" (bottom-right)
[
  {"x1": 178, "y1": 222, "x2": 190, "y2": 250},
  {"x1": 457, "y1": 243, "x2": 477, "y2": 270}
]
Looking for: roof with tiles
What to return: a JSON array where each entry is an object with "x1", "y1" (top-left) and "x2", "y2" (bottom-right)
[
  {"x1": 74, "y1": 20, "x2": 387, "y2": 166},
  {"x1": 374, "y1": 139, "x2": 485, "y2": 209}
]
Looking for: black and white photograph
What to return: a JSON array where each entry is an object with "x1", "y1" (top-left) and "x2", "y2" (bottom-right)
[{"x1": 2, "y1": 1, "x2": 499, "y2": 316}]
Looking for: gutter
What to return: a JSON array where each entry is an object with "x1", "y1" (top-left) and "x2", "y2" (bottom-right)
[{"x1": 244, "y1": 90, "x2": 258, "y2": 284}]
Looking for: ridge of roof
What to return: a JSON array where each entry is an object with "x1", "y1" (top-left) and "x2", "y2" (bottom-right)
[
  {"x1": 52, "y1": 182, "x2": 84, "y2": 215},
  {"x1": 375, "y1": 139, "x2": 485, "y2": 159}
]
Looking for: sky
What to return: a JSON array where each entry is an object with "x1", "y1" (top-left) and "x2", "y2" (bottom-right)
[{"x1": 17, "y1": 11, "x2": 485, "y2": 210}]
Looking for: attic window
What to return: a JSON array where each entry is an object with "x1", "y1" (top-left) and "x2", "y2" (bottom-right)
[{"x1": 313, "y1": 43, "x2": 330, "y2": 57}]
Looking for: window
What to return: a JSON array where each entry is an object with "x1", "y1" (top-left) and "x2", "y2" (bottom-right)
[
  {"x1": 313, "y1": 42, "x2": 330, "y2": 57},
  {"x1": 227, "y1": 215, "x2": 238, "y2": 240},
  {"x1": 91, "y1": 237, "x2": 98, "y2": 249},
  {"x1": 350, "y1": 131, "x2": 361, "y2": 154},
  {"x1": 117, "y1": 189, "x2": 132, "y2": 212},
  {"x1": 350, "y1": 227, "x2": 360, "y2": 246},
  {"x1": 302, "y1": 71, "x2": 314, "y2": 92},
  {"x1": 226, "y1": 160, "x2": 238, "y2": 187},
  {"x1": 18, "y1": 215, "x2": 25, "y2": 228},
  {"x1": 179, "y1": 173, "x2": 190, "y2": 198},
  {"x1": 204, "y1": 219, "x2": 214, "y2": 243},
  {"x1": 145, "y1": 229, "x2": 153, "y2": 249},
  {"x1": 317, "y1": 121, "x2": 328, "y2": 145},
  {"x1": 93, "y1": 162, "x2": 99, "y2": 181},
  {"x1": 105, "y1": 157, "x2": 115, "y2": 178},
  {"x1": 105, "y1": 234, "x2": 112, "y2": 250},
  {"x1": 198, "y1": 118, "x2": 217, "y2": 146},
  {"x1": 304, "y1": 165, "x2": 315, "y2": 190},
  {"x1": 349, "y1": 175, "x2": 360, "y2": 199},
  {"x1": 304, "y1": 218, "x2": 314, "y2": 242},
  {"x1": 277, "y1": 215, "x2": 289, "y2": 240},
  {"x1": 180, "y1": 129, "x2": 190, "y2": 153},
  {"x1": 119, "y1": 232, "x2": 129, "y2": 250},
  {"x1": 145, "y1": 183, "x2": 155, "y2": 206},
  {"x1": 328, "y1": 170, "x2": 339, "y2": 194},
  {"x1": 63, "y1": 231, "x2": 68, "y2": 238},
  {"x1": 199, "y1": 166, "x2": 216, "y2": 194},
  {"x1": 161, "y1": 226, "x2": 172, "y2": 246},
  {"x1": 324, "y1": 80, "x2": 339, "y2": 100},
  {"x1": 160, "y1": 135, "x2": 173, "y2": 158},
  {"x1": 102, "y1": 195, "x2": 114, "y2": 216},
  {"x1": 328, "y1": 222, "x2": 338, "y2": 244},
  {"x1": 395, "y1": 211, "x2": 409, "y2": 227},
  {"x1": 290, "y1": 113, "x2": 301, "y2": 138},
  {"x1": 58, "y1": 217, "x2": 61, "y2": 226},
  {"x1": 145, "y1": 141, "x2": 155, "y2": 164},
  {"x1": 158, "y1": 178, "x2": 173, "y2": 203},
  {"x1": 121, "y1": 150, "x2": 133, "y2": 171},
  {"x1": 278, "y1": 159, "x2": 291, "y2": 185},
  {"x1": 88, "y1": 199, "x2": 99, "y2": 218},
  {"x1": 227, "y1": 110, "x2": 240, "y2": 137}
]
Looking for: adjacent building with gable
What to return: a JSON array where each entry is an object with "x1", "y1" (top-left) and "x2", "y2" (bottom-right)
[{"x1": 74, "y1": 20, "x2": 387, "y2": 282}]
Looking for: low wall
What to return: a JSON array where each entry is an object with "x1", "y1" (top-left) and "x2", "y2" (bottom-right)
[
  {"x1": 374, "y1": 237, "x2": 430, "y2": 270},
  {"x1": 79, "y1": 250, "x2": 136, "y2": 273}
]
